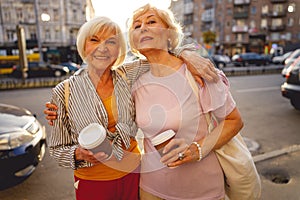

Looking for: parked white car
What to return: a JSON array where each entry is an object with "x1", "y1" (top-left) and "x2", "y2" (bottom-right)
[{"x1": 272, "y1": 51, "x2": 293, "y2": 64}]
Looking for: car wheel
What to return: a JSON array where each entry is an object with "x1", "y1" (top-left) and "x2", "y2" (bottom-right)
[
  {"x1": 291, "y1": 99, "x2": 300, "y2": 110},
  {"x1": 54, "y1": 70, "x2": 62, "y2": 77}
]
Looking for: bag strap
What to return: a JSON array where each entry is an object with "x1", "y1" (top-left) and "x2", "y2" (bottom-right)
[
  {"x1": 185, "y1": 69, "x2": 213, "y2": 130},
  {"x1": 64, "y1": 79, "x2": 70, "y2": 116},
  {"x1": 186, "y1": 68, "x2": 225, "y2": 157}
]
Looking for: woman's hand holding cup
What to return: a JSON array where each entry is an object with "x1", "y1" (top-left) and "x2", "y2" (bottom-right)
[
  {"x1": 75, "y1": 147, "x2": 108, "y2": 165},
  {"x1": 78, "y1": 123, "x2": 113, "y2": 162},
  {"x1": 159, "y1": 138, "x2": 188, "y2": 166}
]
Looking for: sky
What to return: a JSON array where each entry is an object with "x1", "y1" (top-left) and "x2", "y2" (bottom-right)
[{"x1": 91, "y1": 0, "x2": 172, "y2": 31}]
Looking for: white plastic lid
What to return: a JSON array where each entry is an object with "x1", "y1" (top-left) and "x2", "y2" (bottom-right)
[
  {"x1": 78, "y1": 123, "x2": 106, "y2": 149},
  {"x1": 151, "y1": 130, "x2": 176, "y2": 146}
]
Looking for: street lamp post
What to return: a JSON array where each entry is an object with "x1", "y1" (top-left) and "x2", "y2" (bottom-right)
[{"x1": 34, "y1": 0, "x2": 43, "y2": 63}]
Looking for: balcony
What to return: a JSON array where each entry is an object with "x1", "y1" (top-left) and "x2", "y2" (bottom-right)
[
  {"x1": 268, "y1": 25, "x2": 286, "y2": 32},
  {"x1": 271, "y1": 0, "x2": 287, "y2": 3},
  {"x1": 268, "y1": 11, "x2": 286, "y2": 18},
  {"x1": 184, "y1": 2, "x2": 194, "y2": 14},
  {"x1": 234, "y1": 0, "x2": 250, "y2": 5},
  {"x1": 21, "y1": 0, "x2": 34, "y2": 3},
  {"x1": 201, "y1": 9, "x2": 214, "y2": 22},
  {"x1": 204, "y1": 2, "x2": 213, "y2": 9},
  {"x1": 233, "y1": 11, "x2": 249, "y2": 18},
  {"x1": 261, "y1": 12, "x2": 269, "y2": 17},
  {"x1": 201, "y1": 13, "x2": 213, "y2": 22},
  {"x1": 232, "y1": 38, "x2": 249, "y2": 44},
  {"x1": 232, "y1": 25, "x2": 249, "y2": 33}
]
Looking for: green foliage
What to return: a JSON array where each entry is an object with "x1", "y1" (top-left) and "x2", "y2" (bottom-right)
[{"x1": 202, "y1": 31, "x2": 216, "y2": 44}]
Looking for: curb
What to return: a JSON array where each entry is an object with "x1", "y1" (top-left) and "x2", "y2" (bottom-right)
[
  {"x1": 0, "y1": 66, "x2": 284, "y2": 90},
  {"x1": 222, "y1": 65, "x2": 283, "y2": 76},
  {"x1": 0, "y1": 76, "x2": 68, "y2": 90}
]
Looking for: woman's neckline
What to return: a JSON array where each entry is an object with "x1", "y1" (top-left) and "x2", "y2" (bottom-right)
[{"x1": 148, "y1": 63, "x2": 186, "y2": 79}]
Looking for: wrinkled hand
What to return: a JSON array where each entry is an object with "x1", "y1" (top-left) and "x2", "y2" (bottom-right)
[
  {"x1": 181, "y1": 51, "x2": 219, "y2": 86},
  {"x1": 160, "y1": 138, "x2": 188, "y2": 166},
  {"x1": 75, "y1": 147, "x2": 109, "y2": 165},
  {"x1": 166, "y1": 142, "x2": 200, "y2": 168},
  {"x1": 44, "y1": 102, "x2": 58, "y2": 126}
]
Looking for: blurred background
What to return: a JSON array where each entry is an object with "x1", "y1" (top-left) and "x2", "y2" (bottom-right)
[{"x1": 0, "y1": 0, "x2": 300, "y2": 199}]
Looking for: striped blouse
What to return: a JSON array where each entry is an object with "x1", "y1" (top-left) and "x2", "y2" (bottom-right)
[{"x1": 49, "y1": 59, "x2": 150, "y2": 169}]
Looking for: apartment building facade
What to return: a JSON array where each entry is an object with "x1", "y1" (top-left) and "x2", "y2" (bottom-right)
[
  {"x1": 0, "y1": 0, "x2": 94, "y2": 63},
  {"x1": 171, "y1": 0, "x2": 300, "y2": 57}
]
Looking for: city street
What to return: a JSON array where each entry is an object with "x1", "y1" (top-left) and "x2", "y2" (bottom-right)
[{"x1": 0, "y1": 74, "x2": 300, "y2": 199}]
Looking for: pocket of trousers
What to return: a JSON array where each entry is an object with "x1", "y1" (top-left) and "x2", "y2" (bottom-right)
[{"x1": 74, "y1": 180, "x2": 80, "y2": 190}]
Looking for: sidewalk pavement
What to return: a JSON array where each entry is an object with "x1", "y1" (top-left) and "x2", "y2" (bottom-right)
[{"x1": 254, "y1": 147, "x2": 300, "y2": 200}]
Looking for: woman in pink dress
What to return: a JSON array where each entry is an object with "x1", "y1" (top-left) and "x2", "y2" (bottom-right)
[{"x1": 128, "y1": 4, "x2": 243, "y2": 200}]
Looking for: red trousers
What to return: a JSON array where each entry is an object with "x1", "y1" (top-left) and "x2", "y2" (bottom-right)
[{"x1": 74, "y1": 172, "x2": 140, "y2": 200}]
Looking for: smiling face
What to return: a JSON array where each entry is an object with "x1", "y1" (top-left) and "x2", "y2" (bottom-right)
[
  {"x1": 76, "y1": 17, "x2": 126, "y2": 72},
  {"x1": 130, "y1": 10, "x2": 170, "y2": 55},
  {"x1": 84, "y1": 30, "x2": 121, "y2": 71}
]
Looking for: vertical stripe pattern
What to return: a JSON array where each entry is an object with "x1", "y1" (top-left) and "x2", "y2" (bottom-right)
[{"x1": 48, "y1": 60, "x2": 150, "y2": 169}]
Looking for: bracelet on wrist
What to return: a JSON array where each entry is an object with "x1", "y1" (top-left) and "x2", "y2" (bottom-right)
[{"x1": 192, "y1": 142, "x2": 202, "y2": 161}]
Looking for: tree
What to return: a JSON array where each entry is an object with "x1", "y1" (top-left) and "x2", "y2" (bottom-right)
[{"x1": 202, "y1": 31, "x2": 216, "y2": 44}]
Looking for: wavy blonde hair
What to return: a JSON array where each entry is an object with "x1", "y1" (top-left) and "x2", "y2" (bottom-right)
[{"x1": 127, "y1": 4, "x2": 183, "y2": 57}]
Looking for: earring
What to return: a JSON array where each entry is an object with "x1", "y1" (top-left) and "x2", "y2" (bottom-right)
[{"x1": 167, "y1": 38, "x2": 172, "y2": 51}]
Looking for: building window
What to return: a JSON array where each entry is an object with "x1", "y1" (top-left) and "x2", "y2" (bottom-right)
[
  {"x1": 184, "y1": 24, "x2": 193, "y2": 34},
  {"x1": 236, "y1": 34, "x2": 243, "y2": 42},
  {"x1": 55, "y1": 29, "x2": 60, "y2": 40},
  {"x1": 73, "y1": 9, "x2": 78, "y2": 21},
  {"x1": 6, "y1": 30, "x2": 15, "y2": 41},
  {"x1": 262, "y1": 5, "x2": 268, "y2": 15},
  {"x1": 285, "y1": 33, "x2": 291, "y2": 41},
  {"x1": 30, "y1": 28, "x2": 37, "y2": 40},
  {"x1": 184, "y1": 14, "x2": 193, "y2": 25},
  {"x1": 270, "y1": 33, "x2": 280, "y2": 41},
  {"x1": 194, "y1": 14, "x2": 198, "y2": 22},
  {"x1": 225, "y1": 35, "x2": 230, "y2": 42},
  {"x1": 236, "y1": 19, "x2": 246, "y2": 26},
  {"x1": 45, "y1": 29, "x2": 51, "y2": 40},
  {"x1": 272, "y1": 18, "x2": 283, "y2": 26},
  {"x1": 16, "y1": 8, "x2": 23, "y2": 21},
  {"x1": 227, "y1": 21, "x2": 231, "y2": 27},
  {"x1": 3, "y1": 9, "x2": 11, "y2": 22},
  {"x1": 287, "y1": 18, "x2": 294, "y2": 27},
  {"x1": 251, "y1": 6, "x2": 256, "y2": 15},
  {"x1": 250, "y1": 20, "x2": 256, "y2": 29},
  {"x1": 261, "y1": 19, "x2": 267, "y2": 29},
  {"x1": 227, "y1": 8, "x2": 232, "y2": 15},
  {"x1": 53, "y1": 9, "x2": 59, "y2": 21},
  {"x1": 273, "y1": 4, "x2": 284, "y2": 13}
]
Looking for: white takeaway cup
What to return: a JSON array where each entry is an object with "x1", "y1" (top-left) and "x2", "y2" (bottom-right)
[
  {"x1": 78, "y1": 123, "x2": 112, "y2": 159},
  {"x1": 151, "y1": 130, "x2": 176, "y2": 156}
]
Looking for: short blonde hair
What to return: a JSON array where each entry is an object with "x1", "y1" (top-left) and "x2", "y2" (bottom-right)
[
  {"x1": 127, "y1": 4, "x2": 183, "y2": 56},
  {"x1": 76, "y1": 16, "x2": 126, "y2": 67}
]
